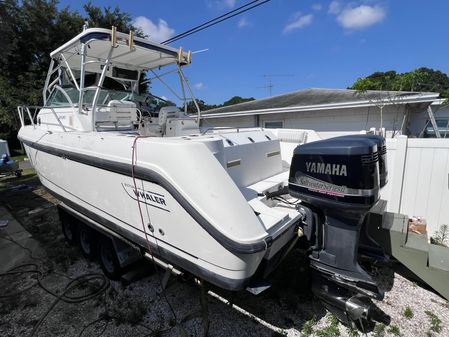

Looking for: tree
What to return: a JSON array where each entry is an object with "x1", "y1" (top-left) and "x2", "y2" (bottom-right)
[
  {"x1": 183, "y1": 95, "x2": 256, "y2": 113},
  {"x1": 185, "y1": 99, "x2": 218, "y2": 113},
  {"x1": 222, "y1": 96, "x2": 255, "y2": 107},
  {"x1": 83, "y1": 2, "x2": 144, "y2": 37},
  {"x1": 0, "y1": 0, "x2": 143, "y2": 147},
  {"x1": 350, "y1": 68, "x2": 449, "y2": 97}
]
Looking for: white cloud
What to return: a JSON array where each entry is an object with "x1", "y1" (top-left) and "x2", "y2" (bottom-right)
[
  {"x1": 337, "y1": 5, "x2": 386, "y2": 30},
  {"x1": 312, "y1": 3, "x2": 323, "y2": 11},
  {"x1": 283, "y1": 13, "x2": 313, "y2": 34},
  {"x1": 223, "y1": 0, "x2": 236, "y2": 8},
  {"x1": 238, "y1": 17, "x2": 251, "y2": 28},
  {"x1": 133, "y1": 16, "x2": 175, "y2": 43},
  {"x1": 328, "y1": 1, "x2": 341, "y2": 14},
  {"x1": 207, "y1": 0, "x2": 236, "y2": 9},
  {"x1": 193, "y1": 82, "x2": 205, "y2": 90}
]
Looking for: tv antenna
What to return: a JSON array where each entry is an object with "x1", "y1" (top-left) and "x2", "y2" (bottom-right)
[{"x1": 257, "y1": 74, "x2": 294, "y2": 96}]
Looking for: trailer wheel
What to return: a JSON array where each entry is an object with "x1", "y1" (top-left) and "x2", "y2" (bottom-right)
[
  {"x1": 98, "y1": 238, "x2": 123, "y2": 280},
  {"x1": 79, "y1": 225, "x2": 97, "y2": 259},
  {"x1": 60, "y1": 213, "x2": 78, "y2": 245}
]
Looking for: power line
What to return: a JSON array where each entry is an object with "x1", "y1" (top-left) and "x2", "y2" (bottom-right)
[
  {"x1": 162, "y1": 0, "x2": 261, "y2": 44},
  {"x1": 162, "y1": 0, "x2": 271, "y2": 44}
]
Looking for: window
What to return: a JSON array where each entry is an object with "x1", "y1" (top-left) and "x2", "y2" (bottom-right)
[
  {"x1": 264, "y1": 121, "x2": 284, "y2": 129},
  {"x1": 47, "y1": 87, "x2": 78, "y2": 107},
  {"x1": 424, "y1": 118, "x2": 449, "y2": 138}
]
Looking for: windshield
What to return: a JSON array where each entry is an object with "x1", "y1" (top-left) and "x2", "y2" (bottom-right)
[
  {"x1": 83, "y1": 88, "x2": 132, "y2": 105},
  {"x1": 46, "y1": 68, "x2": 181, "y2": 117},
  {"x1": 47, "y1": 87, "x2": 133, "y2": 107},
  {"x1": 132, "y1": 93, "x2": 172, "y2": 116},
  {"x1": 47, "y1": 87, "x2": 80, "y2": 107}
]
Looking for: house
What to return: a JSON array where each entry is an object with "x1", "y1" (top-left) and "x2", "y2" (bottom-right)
[{"x1": 202, "y1": 88, "x2": 449, "y2": 139}]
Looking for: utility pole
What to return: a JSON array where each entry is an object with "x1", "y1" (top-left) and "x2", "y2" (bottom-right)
[{"x1": 258, "y1": 74, "x2": 294, "y2": 96}]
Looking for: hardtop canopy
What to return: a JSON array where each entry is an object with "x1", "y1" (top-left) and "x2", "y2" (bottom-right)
[{"x1": 50, "y1": 28, "x2": 189, "y2": 73}]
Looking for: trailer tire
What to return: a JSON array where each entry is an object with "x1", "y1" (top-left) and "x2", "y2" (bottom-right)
[
  {"x1": 61, "y1": 213, "x2": 78, "y2": 245},
  {"x1": 79, "y1": 225, "x2": 97, "y2": 259},
  {"x1": 98, "y1": 238, "x2": 123, "y2": 281}
]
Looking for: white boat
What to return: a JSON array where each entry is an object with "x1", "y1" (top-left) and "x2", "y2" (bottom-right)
[
  {"x1": 17, "y1": 27, "x2": 303, "y2": 290},
  {"x1": 17, "y1": 27, "x2": 449, "y2": 326}
]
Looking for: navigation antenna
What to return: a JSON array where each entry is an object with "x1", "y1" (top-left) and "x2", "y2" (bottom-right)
[{"x1": 258, "y1": 74, "x2": 294, "y2": 96}]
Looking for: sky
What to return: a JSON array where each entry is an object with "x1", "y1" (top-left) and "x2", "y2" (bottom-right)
[{"x1": 57, "y1": 0, "x2": 449, "y2": 105}]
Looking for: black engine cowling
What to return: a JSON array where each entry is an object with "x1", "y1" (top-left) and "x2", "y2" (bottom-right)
[{"x1": 289, "y1": 135, "x2": 381, "y2": 221}]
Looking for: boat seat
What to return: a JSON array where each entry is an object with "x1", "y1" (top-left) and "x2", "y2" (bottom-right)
[
  {"x1": 96, "y1": 100, "x2": 137, "y2": 126},
  {"x1": 154, "y1": 106, "x2": 200, "y2": 137},
  {"x1": 158, "y1": 106, "x2": 181, "y2": 126}
]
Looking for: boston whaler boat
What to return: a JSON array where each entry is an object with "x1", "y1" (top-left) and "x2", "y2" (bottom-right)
[{"x1": 18, "y1": 27, "x2": 425, "y2": 326}]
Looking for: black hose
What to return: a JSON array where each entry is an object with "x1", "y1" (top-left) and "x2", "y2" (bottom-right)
[{"x1": 0, "y1": 236, "x2": 109, "y2": 337}]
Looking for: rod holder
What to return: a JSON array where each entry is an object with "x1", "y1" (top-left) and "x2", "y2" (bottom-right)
[
  {"x1": 186, "y1": 50, "x2": 192, "y2": 64},
  {"x1": 128, "y1": 30, "x2": 134, "y2": 49},
  {"x1": 177, "y1": 47, "x2": 184, "y2": 64},
  {"x1": 111, "y1": 26, "x2": 117, "y2": 47}
]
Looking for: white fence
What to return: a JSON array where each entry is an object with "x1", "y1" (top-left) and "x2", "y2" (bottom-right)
[{"x1": 381, "y1": 136, "x2": 449, "y2": 235}]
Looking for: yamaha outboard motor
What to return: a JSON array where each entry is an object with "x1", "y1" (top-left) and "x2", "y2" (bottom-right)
[{"x1": 289, "y1": 135, "x2": 390, "y2": 327}]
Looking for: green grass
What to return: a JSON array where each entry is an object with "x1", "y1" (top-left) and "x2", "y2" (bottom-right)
[
  {"x1": 403, "y1": 306, "x2": 414, "y2": 319},
  {"x1": 346, "y1": 322, "x2": 359, "y2": 337},
  {"x1": 300, "y1": 317, "x2": 316, "y2": 337},
  {"x1": 314, "y1": 315, "x2": 340, "y2": 337},
  {"x1": 10, "y1": 154, "x2": 27, "y2": 161},
  {"x1": 425, "y1": 310, "x2": 442, "y2": 333},
  {"x1": 387, "y1": 324, "x2": 401, "y2": 336},
  {"x1": 21, "y1": 168, "x2": 35, "y2": 175},
  {"x1": 372, "y1": 323, "x2": 386, "y2": 337}
]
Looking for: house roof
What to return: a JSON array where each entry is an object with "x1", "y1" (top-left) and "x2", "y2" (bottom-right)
[{"x1": 202, "y1": 88, "x2": 439, "y2": 119}]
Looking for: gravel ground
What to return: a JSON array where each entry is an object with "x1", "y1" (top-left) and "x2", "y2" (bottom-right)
[{"x1": 1, "y1": 181, "x2": 448, "y2": 337}]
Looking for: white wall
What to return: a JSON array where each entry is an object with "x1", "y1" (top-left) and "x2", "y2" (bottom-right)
[
  {"x1": 206, "y1": 105, "x2": 409, "y2": 138},
  {"x1": 382, "y1": 136, "x2": 449, "y2": 235},
  {"x1": 204, "y1": 115, "x2": 256, "y2": 129}
]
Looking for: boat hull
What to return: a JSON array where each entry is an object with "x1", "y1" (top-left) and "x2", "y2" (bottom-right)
[{"x1": 19, "y1": 126, "x2": 298, "y2": 290}]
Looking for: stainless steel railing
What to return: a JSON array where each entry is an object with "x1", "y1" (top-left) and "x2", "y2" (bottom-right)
[{"x1": 17, "y1": 106, "x2": 69, "y2": 132}]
